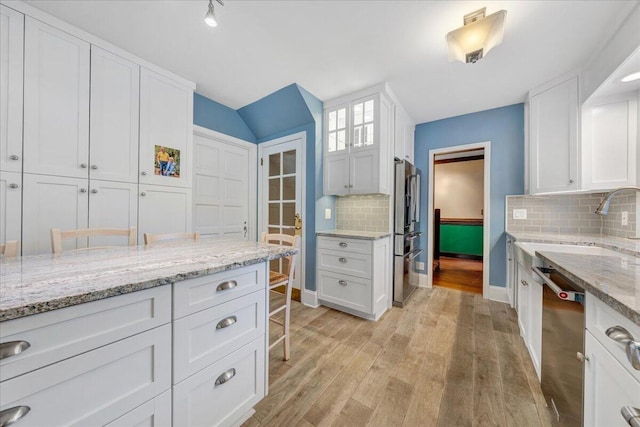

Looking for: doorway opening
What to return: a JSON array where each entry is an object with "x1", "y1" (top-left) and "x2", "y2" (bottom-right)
[{"x1": 427, "y1": 142, "x2": 491, "y2": 298}]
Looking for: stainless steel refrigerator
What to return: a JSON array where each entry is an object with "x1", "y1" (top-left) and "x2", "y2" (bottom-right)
[{"x1": 393, "y1": 159, "x2": 422, "y2": 307}]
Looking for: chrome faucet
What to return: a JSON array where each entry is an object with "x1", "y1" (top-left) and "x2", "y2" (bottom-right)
[{"x1": 595, "y1": 186, "x2": 640, "y2": 215}]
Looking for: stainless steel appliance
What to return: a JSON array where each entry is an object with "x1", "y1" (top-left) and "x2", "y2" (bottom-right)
[
  {"x1": 393, "y1": 159, "x2": 422, "y2": 307},
  {"x1": 533, "y1": 265, "x2": 585, "y2": 427}
]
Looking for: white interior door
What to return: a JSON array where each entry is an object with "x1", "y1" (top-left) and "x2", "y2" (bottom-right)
[
  {"x1": 192, "y1": 129, "x2": 255, "y2": 240},
  {"x1": 259, "y1": 136, "x2": 304, "y2": 290}
]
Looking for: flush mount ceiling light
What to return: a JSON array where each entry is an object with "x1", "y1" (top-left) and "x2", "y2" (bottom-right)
[
  {"x1": 204, "y1": 0, "x2": 224, "y2": 27},
  {"x1": 446, "y1": 7, "x2": 507, "y2": 64},
  {"x1": 621, "y1": 72, "x2": 640, "y2": 83}
]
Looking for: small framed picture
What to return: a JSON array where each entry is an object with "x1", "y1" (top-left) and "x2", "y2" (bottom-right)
[{"x1": 154, "y1": 145, "x2": 181, "y2": 178}]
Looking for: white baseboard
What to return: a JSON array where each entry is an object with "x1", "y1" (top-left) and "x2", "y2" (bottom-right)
[
  {"x1": 417, "y1": 273, "x2": 429, "y2": 288},
  {"x1": 487, "y1": 285, "x2": 509, "y2": 303},
  {"x1": 302, "y1": 288, "x2": 319, "y2": 308}
]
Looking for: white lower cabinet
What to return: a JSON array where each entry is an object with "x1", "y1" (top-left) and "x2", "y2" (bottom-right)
[
  {"x1": 584, "y1": 331, "x2": 640, "y2": 427},
  {"x1": 105, "y1": 390, "x2": 172, "y2": 427},
  {"x1": 317, "y1": 235, "x2": 390, "y2": 320},
  {"x1": 515, "y1": 252, "x2": 542, "y2": 380},
  {"x1": 138, "y1": 185, "x2": 192, "y2": 243},
  {"x1": 173, "y1": 337, "x2": 265, "y2": 427}
]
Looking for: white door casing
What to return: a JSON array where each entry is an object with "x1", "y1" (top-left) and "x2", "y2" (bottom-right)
[
  {"x1": 192, "y1": 126, "x2": 256, "y2": 240},
  {"x1": 258, "y1": 132, "x2": 306, "y2": 291}
]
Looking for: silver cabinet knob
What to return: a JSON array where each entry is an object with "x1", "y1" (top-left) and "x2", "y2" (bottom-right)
[
  {"x1": 80, "y1": 163, "x2": 87, "y2": 168},
  {"x1": 520, "y1": 279, "x2": 528, "y2": 286},
  {"x1": 216, "y1": 316, "x2": 237, "y2": 330},
  {"x1": 8, "y1": 183, "x2": 18, "y2": 189},
  {"x1": 339, "y1": 242, "x2": 348, "y2": 248},
  {"x1": 9, "y1": 155, "x2": 19, "y2": 160},
  {"x1": 140, "y1": 192, "x2": 146, "y2": 196},
  {"x1": 621, "y1": 407, "x2": 640, "y2": 427},
  {"x1": 0, "y1": 341, "x2": 30, "y2": 361},
  {"x1": 344, "y1": 185, "x2": 348, "y2": 189},
  {"x1": 214, "y1": 368, "x2": 236, "y2": 386},
  {"x1": 80, "y1": 188, "x2": 87, "y2": 193},
  {"x1": 576, "y1": 352, "x2": 589, "y2": 363},
  {"x1": 90, "y1": 165, "x2": 98, "y2": 170},
  {"x1": 626, "y1": 341, "x2": 640, "y2": 371},
  {"x1": 569, "y1": 179, "x2": 575, "y2": 184},
  {"x1": 216, "y1": 280, "x2": 237, "y2": 292},
  {"x1": 0, "y1": 406, "x2": 31, "y2": 426},
  {"x1": 338, "y1": 280, "x2": 347, "y2": 286},
  {"x1": 606, "y1": 326, "x2": 634, "y2": 344},
  {"x1": 349, "y1": 184, "x2": 353, "y2": 188},
  {"x1": 338, "y1": 257, "x2": 347, "y2": 263},
  {"x1": 141, "y1": 171, "x2": 147, "y2": 176},
  {"x1": 91, "y1": 189, "x2": 98, "y2": 194}
]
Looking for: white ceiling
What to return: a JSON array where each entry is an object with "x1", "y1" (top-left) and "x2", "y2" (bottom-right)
[{"x1": 24, "y1": 0, "x2": 639, "y2": 124}]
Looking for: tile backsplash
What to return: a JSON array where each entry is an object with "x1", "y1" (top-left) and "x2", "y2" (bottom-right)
[
  {"x1": 506, "y1": 192, "x2": 636, "y2": 238},
  {"x1": 335, "y1": 195, "x2": 390, "y2": 232}
]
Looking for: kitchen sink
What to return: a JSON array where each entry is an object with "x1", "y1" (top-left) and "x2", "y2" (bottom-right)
[{"x1": 515, "y1": 242, "x2": 620, "y2": 258}]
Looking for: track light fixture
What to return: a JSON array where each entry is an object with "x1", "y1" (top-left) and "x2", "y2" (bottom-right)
[{"x1": 205, "y1": 0, "x2": 224, "y2": 27}]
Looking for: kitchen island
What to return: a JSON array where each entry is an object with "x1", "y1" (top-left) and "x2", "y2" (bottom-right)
[{"x1": 0, "y1": 238, "x2": 296, "y2": 426}]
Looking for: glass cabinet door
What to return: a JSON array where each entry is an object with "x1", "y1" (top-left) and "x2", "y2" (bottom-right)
[
  {"x1": 352, "y1": 97, "x2": 375, "y2": 150},
  {"x1": 326, "y1": 106, "x2": 348, "y2": 154}
]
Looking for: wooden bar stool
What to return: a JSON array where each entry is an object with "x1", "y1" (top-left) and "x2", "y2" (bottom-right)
[
  {"x1": 0, "y1": 240, "x2": 19, "y2": 258},
  {"x1": 143, "y1": 232, "x2": 199, "y2": 245},
  {"x1": 262, "y1": 232, "x2": 299, "y2": 361},
  {"x1": 50, "y1": 228, "x2": 136, "y2": 254}
]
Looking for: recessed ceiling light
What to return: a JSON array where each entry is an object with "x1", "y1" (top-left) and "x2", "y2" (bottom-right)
[{"x1": 621, "y1": 72, "x2": 640, "y2": 83}]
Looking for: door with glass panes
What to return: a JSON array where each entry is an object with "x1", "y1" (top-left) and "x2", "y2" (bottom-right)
[{"x1": 260, "y1": 137, "x2": 303, "y2": 290}]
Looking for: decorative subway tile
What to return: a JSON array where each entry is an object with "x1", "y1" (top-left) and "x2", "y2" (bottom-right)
[{"x1": 335, "y1": 194, "x2": 390, "y2": 233}]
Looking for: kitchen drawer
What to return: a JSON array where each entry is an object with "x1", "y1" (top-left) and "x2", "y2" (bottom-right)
[
  {"x1": 173, "y1": 263, "x2": 266, "y2": 319},
  {"x1": 0, "y1": 324, "x2": 171, "y2": 427},
  {"x1": 317, "y1": 249, "x2": 371, "y2": 279},
  {"x1": 317, "y1": 236, "x2": 372, "y2": 254},
  {"x1": 0, "y1": 286, "x2": 171, "y2": 381},
  {"x1": 317, "y1": 270, "x2": 372, "y2": 314},
  {"x1": 173, "y1": 290, "x2": 265, "y2": 383},
  {"x1": 105, "y1": 389, "x2": 171, "y2": 427},
  {"x1": 586, "y1": 292, "x2": 640, "y2": 381},
  {"x1": 173, "y1": 336, "x2": 265, "y2": 427}
]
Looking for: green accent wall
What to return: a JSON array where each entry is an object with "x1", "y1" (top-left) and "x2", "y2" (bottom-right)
[{"x1": 440, "y1": 224, "x2": 483, "y2": 256}]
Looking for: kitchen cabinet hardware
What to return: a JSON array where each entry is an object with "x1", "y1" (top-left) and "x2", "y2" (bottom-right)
[
  {"x1": 8, "y1": 183, "x2": 18, "y2": 189},
  {"x1": 215, "y1": 316, "x2": 237, "y2": 330},
  {"x1": 606, "y1": 326, "x2": 635, "y2": 345},
  {"x1": 90, "y1": 164, "x2": 98, "y2": 170},
  {"x1": 80, "y1": 188, "x2": 87, "y2": 193},
  {"x1": 9, "y1": 155, "x2": 19, "y2": 160},
  {"x1": 0, "y1": 406, "x2": 30, "y2": 427},
  {"x1": 91, "y1": 189, "x2": 98, "y2": 193},
  {"x1": 338, "y1": 280, "x2": 347, "y2": 286},
  {"x1": 338, "y1": 257, "x2": 347, "y2": 263},
  {"x1": 521, "y1": 279, "x2": 528, "y2": 286},
  {"x1": 621, "y1": 407, "x2": 640, "y2": 427},
  {"x1": 214, "y1": 368, "x2": 236, "y2": 386},
  {"x1": 80, "y1": 163, "x2": 87, "y2": 168},
  {"x1": 140, "y1": 192, "x2": 146, "y2": 196},
  {"x1": 626, "y1": 341, "x2": 640, "y2": 370},
  {"x1": 0, "y1": 341, "x2": 30, "y2": 361},
  {"x1": 576, "y1": 352, "x2": 589, "y2": 363},
  {"x1": 243, "y1": 221, "x2": 247, "y2": 238},
  {"x1": 339, "y1": 242, "x2": 348, "y2": 248},
  {"x1": 140, "y1": 171, "x2": 147, "y2": 175},
  {"x1": 569, "y1": 179, "x2": 574, "y2": 184},
  {"x1": 216, "y1": 280, "x2": 237, "y2": 292},
  {"x1": 344, "y1": 185, "x2": 348, "y2": 189}
]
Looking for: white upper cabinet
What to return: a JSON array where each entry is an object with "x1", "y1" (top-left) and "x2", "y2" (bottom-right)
[
  {"x1": 90, "y1": 46, "x2": 140, "y2": 184},
  {"x1": 529, "y1": 74, "x2": 579, "y2": 194},
  {"x1": 0, "y1": 171, "x2": 22, "y2": 247},
  {"x1": 139, "y1": 68, "x2": 193, "y2": 188},
  {"x1": 0, "y1": 5, "x2": 24, "y2": 173},
  {"x1": 88, "y1": 180, "x2": 139, "y2": 247},
  {"x1": 394, "y1": 105, "x2": 415, "y2": 164},
  {"x1": 23, "y1": 17, "x2": 90, "y2": 179},
  {"x1": 323, "y1": 88, "x2": 393, "y2": 196}
]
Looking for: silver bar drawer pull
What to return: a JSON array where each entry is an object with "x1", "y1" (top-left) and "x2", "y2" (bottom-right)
[
  {"x1": 0, "y1": 341, "x2": 30, "y2": 361},
  {"x1": 339, "y1": 242, "x2": 348, "y2": 248},
  {"x1": 214, "y1": 368, "x2": 236, "y2": 386},
  {"x1": 338, "y1": 257, "x2": 347, "y2": 263},
  {"x1": 607, "y1": 326, "x2": 635, "y2": 345},
  {"x1": 0, "y1": 406, "x2": 31, "y2": 427},
  {"x1": 338, "y1": 280, "x2": 347, "y2": 286},
  {"x1": 216, "y1": 280, "x2": 238, "y2": 292},
  {"x1": 216, "y1": 316, "x2": 237, "y2": 330},
  {"x1": 621, "y1": 406, "x2": 640, "y2": 427}
]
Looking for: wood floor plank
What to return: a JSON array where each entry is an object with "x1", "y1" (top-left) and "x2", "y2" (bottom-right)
[
  {"x1": 504, "y1": 391, "x2": 543, "y2": 427},
  {"x1": 474, "y1": 321, "x2": 498, "y2": 362},
  {"x1": 368, "y1": 377, "x2": 414, "y2": 427},
  {"x1": 334, "y1": 398, "x2": 374, "y2": 427},
  {"x1": 495, "y1": 332, "x2": 536, "y2": 405},
  {"x1": 473, "y1": 356, "x2": 506, "y2": 427},
  {"x1": 402, "y1": 352, "x2": 447, "y2": 427}
]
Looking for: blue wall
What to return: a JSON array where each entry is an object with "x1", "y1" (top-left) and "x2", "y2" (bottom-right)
[
  {"x1": 414, "y1": 103, "x2": 525, "y2": 287},
  {"x1": 193, "y1": 93, "x2": 257, "y2": 142}
]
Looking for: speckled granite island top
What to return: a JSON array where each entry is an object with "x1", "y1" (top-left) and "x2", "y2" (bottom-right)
[
  {"x1": 0, "y1": 239, "x2": 297, "y2": 322},
  {"x1": 316, "y1": 230, "x2": 391, "y2": 240}
]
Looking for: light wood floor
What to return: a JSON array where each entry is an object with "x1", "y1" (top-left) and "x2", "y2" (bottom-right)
[
  {"x1": 245, "y1": 287, "x2": 553, "y2": 427},
  {"x1": 434, "y1": 256, "x2": 483, "y2": 295}
]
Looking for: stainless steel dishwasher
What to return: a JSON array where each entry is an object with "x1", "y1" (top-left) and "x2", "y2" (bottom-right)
[{"x1": 533, "y1": 265, "x2": 585, "y2": 427}]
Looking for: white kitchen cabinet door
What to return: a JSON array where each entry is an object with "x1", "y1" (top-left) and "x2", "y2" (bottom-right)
[
  {"x1": 88, "y1": 180, "x2": 138, "y2": 247},
  {"x1": 90, "y1": 46, "x2": 140, "y2": 184},
  {"x1": 139, "y1": 68, "x2": 193, "y2": 188},
  {"x1": 23, "y1": 17, "x2": 90, "y2": 179},
  {"x1": 324, "y1": 155, "x2": 349, "y2": 196},
  {"x1": 0, "y1": 5, "x2": 24, "y2": 173},
  {"x1": 349, "y1": 148, "x2": 380, "y2": 195},
  {"x1": 0, "y1": 171, "x2": 22, "y2": 247},
  {"x1": 105, "y1": 389, "x2": 171, "y2": 427},
  {"x1": 394, "y1": 106, "x2": 415, "y2": 163},
  {"x1": 584, "y1": 331, "x2": 640, "y2": 427},
  {"x1": 528, "y1": 278, "x2": 543, "y2": 381},
  {"x1": 22, "y1": 174, "x2": 89, "y2": 255},
  {"x1": 529, "y1": 75, "x2": 579, "y2": 194},
  {"x1": 582, "y1": 93, "x2": 638, "y2": 190},
  {"x1": 138, "y1": 185, "x2": 192, "y2": 243},
  {"x1": 516, "y1": 263, "x2": 530, "y2": 343}
]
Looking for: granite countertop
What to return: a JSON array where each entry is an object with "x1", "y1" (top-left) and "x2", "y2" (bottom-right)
[
  {"x1": 0, "y1": 239, "x2": 297, "y2": 322},
  {"x1": 316, "y1": 229, "x2": 391, "y2": 240},
  {"x1": 507, "y1": 231, "x2": 640, "y2": 325}
]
